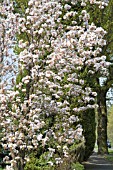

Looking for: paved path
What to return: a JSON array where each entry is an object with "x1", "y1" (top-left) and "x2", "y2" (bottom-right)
[{"x1": 83, "y1": 152, "x2": 113, "y2": 170}]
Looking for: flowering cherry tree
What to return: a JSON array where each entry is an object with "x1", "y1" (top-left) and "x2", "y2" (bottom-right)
[{"x1": 0, "y1": 0, "x2": 110, "y2": 170}]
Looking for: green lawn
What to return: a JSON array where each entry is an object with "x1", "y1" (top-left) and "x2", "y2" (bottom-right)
[
  {"x1": 108, "y1": 149, "x2": 113, "y2": 153},
  {"x1": 105, "y1": 149, "x2": 113, "y2": 162}
]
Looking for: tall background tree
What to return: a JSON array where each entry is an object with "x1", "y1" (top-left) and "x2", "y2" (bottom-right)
[{"x1": 86, "y1": 0, "x2": 113, "y2": 154}]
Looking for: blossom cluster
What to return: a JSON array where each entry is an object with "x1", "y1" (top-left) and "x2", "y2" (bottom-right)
[{"x1": 0, "y1": 0, "x2": 110, "y2": 169}]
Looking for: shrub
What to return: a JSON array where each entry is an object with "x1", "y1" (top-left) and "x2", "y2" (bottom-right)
[{"x1": 24, "y1": 146, "x2": 85, "y2": 170}]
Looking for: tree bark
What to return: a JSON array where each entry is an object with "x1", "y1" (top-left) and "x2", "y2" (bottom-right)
[{"x1": 97, "y1": 89, "x2": 108, "y2": 154}]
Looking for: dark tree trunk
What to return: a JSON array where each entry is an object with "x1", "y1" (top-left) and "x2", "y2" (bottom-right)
[{"x1": 97, "y1": 89, "x2": 108, "y2": 154}]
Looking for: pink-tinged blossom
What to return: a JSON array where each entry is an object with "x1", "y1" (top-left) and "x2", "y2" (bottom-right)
[{"x1": 0, "y1": 0, "x2": 110, "y2": 169}]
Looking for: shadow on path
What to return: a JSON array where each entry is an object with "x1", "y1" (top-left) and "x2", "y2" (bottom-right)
[{"x1": 83, "y1": 152, "x2": 113, "y2": 170}]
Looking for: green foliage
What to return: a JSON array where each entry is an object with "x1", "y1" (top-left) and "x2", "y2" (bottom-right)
[
  {"x1": 55, "y1": 158, "x2": 84, "y2": 170},
  {"x1": 70, "y1": 141, "x2": 85, "y2": 163},
  {"x1": 80, "y1": 109, "x2": 96, "y2": 160},
  {"x1": 71, "y1": 162, "x2": 84, "y2": 170},
  {"x1": 105, "y1": 151, "x2": 113, "y2": 162},
  {"x1": 24, "y1": 151, "x2": 85, "y2": 170},
  {"x1": 14, "y1": 0, "x2": 29, "y2": 14},
  {"x1": 15, "y1": 69, "x2": 29, "y2": 102},
  {"x1": 16, "y1": 69, "x2": 29, "y2": 84},
  {"x1": 24, "y1": 137, "x2": 85, "y2": 170},
  {"x1": 24, "y1": 152, "x2": 55, "y2": 170}
]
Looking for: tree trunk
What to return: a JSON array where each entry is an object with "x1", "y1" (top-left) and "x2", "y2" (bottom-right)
[{"x1": 97, "y1": 89, "x2": 108, "y2": 154}]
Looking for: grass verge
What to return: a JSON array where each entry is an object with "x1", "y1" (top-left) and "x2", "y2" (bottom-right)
[{"x1": 105, "y1": 149, "x2": 113, "y2": 162}]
